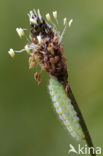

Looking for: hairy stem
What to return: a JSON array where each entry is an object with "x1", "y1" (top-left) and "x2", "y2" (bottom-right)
[{"x1": 67, "y1": 87, "x2": 96, "y2": 156}]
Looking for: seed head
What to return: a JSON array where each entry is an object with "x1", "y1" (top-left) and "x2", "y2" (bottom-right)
[{"x1": 8, "y1": 9, "x2": 73, "y2": 88}]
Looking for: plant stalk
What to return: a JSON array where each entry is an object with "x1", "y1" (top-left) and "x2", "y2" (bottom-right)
[{"x1": 67, "y1": 87, "x2": 96, "y2": 156}]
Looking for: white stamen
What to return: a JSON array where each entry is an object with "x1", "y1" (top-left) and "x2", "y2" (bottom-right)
[
  {"x1": 15, "y1": 49, "x2": 25, "y2": 53},
  {"x1": 37, "y1": 9, "x2": 42, "y2": 20},
  {"x1": 30, "y1": 11, "x2": 34, "y2": 17},
  {"x1": 63, "y1": 17, "x2": 67, "y2": 25},
  {"x1": 46, "y1": 13, "x2": 51, "y2": 22},
  {"x1": 30, "y1": 18, "x2": 37, "y2": 25},
  {"x1": 8, "y1": 49, "x2": 15, "y2": 57},
  {"x1": 16, "y1": 28, "x2": 24, "y2": 38},
  {"x1": 53, "y1": 11, "x2": 57, "y2": 19},
  {"x1": 59, "y1": 24, "x2": 67, "y2": 43},
  {"x1": 25, "y1": 45, "x2": 31, "y2": 54},
  {"x1": 33, "y1": 9, "x2": 37, "y2": 16},
  {"x1": 37, "y1": 35, "x2": 43, "y2": 44},
  {"x1": 68, "y1": 19, "x2": 73, "y2": 27}
]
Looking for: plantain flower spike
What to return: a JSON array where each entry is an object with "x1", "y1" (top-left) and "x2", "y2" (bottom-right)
[{"x1": 8, "y1": 10, "x2": 86, "y2": 141}]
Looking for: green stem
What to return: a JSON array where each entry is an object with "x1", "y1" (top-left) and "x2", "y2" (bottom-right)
[{"x1": 67, "y1": 87, "x2": 96, "y2": 156}]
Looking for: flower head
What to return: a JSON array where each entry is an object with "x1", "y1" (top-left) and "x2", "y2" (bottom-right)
[{"x1": 8, "y1": 9, "x2": 73, "y2": 89}]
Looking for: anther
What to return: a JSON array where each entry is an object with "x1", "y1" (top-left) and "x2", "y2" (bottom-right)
[
  {"x1": 46, "y1": 13, "x2": 51, "y2": 22},
  {"x1": 30, "y1": 18, "x2": 37, "y2": 25},
  {"x1": 37, "y1": 35, "x2": 43, "y2": 44},
  {"x1": 16, "y1": 28, "x2": 24, "y2": 38},
  {"x1": 25, "y1": 45, "x2": 31, "y2": 54},
  {"x1": 68, "y1": 19, "x2": 73, "y2": 27},
  {"x1": 63, "y1": 18, "x2": 67, "y2": 25},
  {"x1": 8, "y1": 49, "x2": 15, "y2": 58},
  {"x1": 53, "y1": 11, "x2": 57, "y2": 19}
]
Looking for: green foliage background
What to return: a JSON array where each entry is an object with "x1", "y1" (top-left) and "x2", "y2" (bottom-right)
[{"x1": 0, "y1": 0, "x2": 103, "y2": 155}]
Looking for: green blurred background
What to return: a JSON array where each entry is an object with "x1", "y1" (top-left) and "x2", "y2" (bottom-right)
[{"x1": 0, "y1": 0, "x2": 103, "y2": 155}]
